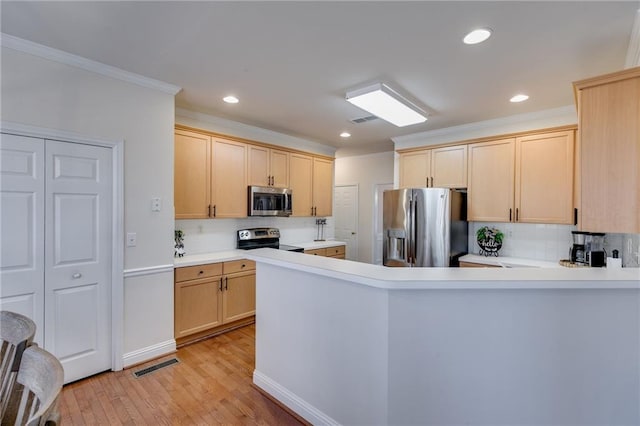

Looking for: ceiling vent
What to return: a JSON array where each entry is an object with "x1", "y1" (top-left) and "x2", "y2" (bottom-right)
[{"x1": 349, "y1": 115, "x2": 378, "y2": 124}]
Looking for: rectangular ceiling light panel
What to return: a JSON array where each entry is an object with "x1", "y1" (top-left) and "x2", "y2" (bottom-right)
[{"x1": 346, "y1": 83, "x2": 427, "y2": 127}]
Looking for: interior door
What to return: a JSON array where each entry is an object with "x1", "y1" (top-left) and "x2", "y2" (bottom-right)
[
  {"x1": 0, "y1": 134, "x2": 45, "y2": 344},
  {"x1": 334, "y1": 185, "x2": 358, "y2": 261},
  {"x1": 44, "y1": 140, "x2": 112, "y2": 383}
]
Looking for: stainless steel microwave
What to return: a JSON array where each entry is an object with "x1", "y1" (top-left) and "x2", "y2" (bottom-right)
[{"x1": 248, "y1": 186, "x2": 292, "y2": 217}]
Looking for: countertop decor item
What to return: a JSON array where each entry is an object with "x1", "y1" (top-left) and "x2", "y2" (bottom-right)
[
  {"x1": 314, "y1": 218, "x2": 327, "y2": 241},
  {"x1": 174, "y1": 229, "x2": 185, "y2": 257},
  {"x1": 476, "y1": 226, "x2": 503, "y2": 257}
]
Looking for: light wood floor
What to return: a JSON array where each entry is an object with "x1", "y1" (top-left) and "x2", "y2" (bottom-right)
[{"x1": 59, "y1": 325, "x2": 304, "y2": 425}]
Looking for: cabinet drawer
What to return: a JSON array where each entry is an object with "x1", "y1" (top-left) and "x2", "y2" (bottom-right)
[
  {"x1": 224, "y1": 259, "x2": 256, "y2": 274},
  {"x1": 326, "y1": 245, "x2": 345, "y2": 257},
  {"x1": 459, "y1": 261, "x2": 500, "y2": 268},
  {"x1": 304, "y1": 248, "x2": 327, "y2": 256},
  {"x1": 304, "y1": 249, "x2": 327, "y2": 256},
  {"x1": 175, "y1": 263, "x2": 223, "y2": 282}
]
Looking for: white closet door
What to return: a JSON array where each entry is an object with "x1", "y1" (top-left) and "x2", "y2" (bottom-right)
[
  {"x1": 0, "y1": 134, "x2": 45, "y2": 344},
  {"x1": 45, "y1": 140, "x2": 112, "y2": 383}
]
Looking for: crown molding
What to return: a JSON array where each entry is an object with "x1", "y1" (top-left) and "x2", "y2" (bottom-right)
[
  {"x1": 392, "y1": 105, "x2": 577, "y2": 150},
  {"x1": 625, "y1": 8, "x2": 640, "y2": 68},
  {"x1": 1, "y1": 33, "x2": 181, "y2": 95}
]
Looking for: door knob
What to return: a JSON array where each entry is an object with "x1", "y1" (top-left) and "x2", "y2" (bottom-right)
[{"x1": 351, "y1": 232, "x2": 357, "y2": 235}]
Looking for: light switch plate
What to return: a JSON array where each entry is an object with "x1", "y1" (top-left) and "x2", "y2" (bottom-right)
[{"x1": 126, "y1": 232, "x2": 137, "y2": 247}]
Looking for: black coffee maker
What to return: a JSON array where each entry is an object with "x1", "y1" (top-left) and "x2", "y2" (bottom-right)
[{"x1": 570, "y1": 231, "x2": 589, "y2": 265}]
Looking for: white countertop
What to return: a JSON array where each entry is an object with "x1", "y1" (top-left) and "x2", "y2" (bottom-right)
[
  {"x1": 173, "y1": 239, "x2": 346, "y2": 267},
  {"x1": 288, "y1": 240, "x2": 346, "y2": 250},
  {"x1": 459, "y1": 254, "x2": 563, "y2": 268},
  {"x1": 244, "y1": 248, "x2": 640, "y2": 289}
]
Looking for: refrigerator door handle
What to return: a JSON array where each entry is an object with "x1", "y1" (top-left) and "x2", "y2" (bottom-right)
[{"x1": 407, "y1": 199, "x2": 413, "y2": 265}]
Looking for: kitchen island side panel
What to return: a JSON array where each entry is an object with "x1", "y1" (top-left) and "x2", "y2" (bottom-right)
[
  {"x1": 254, "y1": 263, "x2": 390, "y2": 425},
  {"x1": 388, "y1": 288, "x2": 640, "y2": 425}
]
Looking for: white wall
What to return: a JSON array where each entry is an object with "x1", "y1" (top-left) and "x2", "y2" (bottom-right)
[
  {"x1": 1, "y1": 47, "x2": 176, "y2": 362},
  {"x1": 335, "y1": 152, "x2": 394, "y2": 263}
]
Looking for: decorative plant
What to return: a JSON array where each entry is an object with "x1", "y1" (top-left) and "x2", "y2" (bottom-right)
[
  {"x1": 174, "y1": 229, "x2": 185, "y2": 257},
  {"x1": 476, "y1": 226, "x2": 504, "y2": 257}
]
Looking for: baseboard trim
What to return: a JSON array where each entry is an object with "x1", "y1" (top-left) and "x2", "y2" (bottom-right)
[
  {"x1": 123, "y1": 339, "x2": 176, "y2": 368},
  {"x1": 252, "y1": 370, "x2": 340, "y2": 426}
]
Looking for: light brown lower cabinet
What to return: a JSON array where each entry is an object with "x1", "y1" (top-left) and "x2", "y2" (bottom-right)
[
  {"x1": 304, "y1": 244, "x2": 346, "y2": 259},
  {"x1": 175, "y1": 259, "x2": 255, "y2": 345}
]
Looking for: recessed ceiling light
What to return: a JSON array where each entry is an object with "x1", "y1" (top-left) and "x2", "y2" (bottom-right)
[
  {"x1": 223, "y1": 95, "x2": 239, "y2": 104},
  {"x1": 463, "y1": 28, "x2": 492, "y2": 45},
  {"x1": 510, "y1": 94, "x2": 529, "y2": 103},
  {"x1": 340, "y1": 132, "x2": 351, "y2": 138}
]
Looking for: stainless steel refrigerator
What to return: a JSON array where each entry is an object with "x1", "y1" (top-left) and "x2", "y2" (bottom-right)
[{"x1": 383, "y1": 188, "x2": 468, "y2": 267}]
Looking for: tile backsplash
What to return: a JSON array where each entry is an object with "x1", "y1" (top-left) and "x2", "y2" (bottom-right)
[
  {"x1": 468, "y1": 222, "x2": 640, "y2": 267},
  {"x1": 175, "y1": 217, "x2": 335, "y2": 255}
]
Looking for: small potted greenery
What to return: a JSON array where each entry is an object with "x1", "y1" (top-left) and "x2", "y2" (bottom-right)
[{"x1": 476, "y1": 226, "x2": 504, "y2": 257}]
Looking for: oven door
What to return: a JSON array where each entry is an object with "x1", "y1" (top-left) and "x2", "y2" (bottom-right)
[{"x1": 248, "y1": 186, "x2": 292, "y2": 216}]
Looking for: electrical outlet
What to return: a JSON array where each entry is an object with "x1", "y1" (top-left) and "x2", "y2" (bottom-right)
[
  {"x1": 126, "y1": 232, "x2": 137, "y2": 247},
  {"x1": 151, "y1": 197, "x2": 161, "y2": 212}
]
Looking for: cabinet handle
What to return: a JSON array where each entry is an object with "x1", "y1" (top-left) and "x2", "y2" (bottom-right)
[
  {"x1": 213, "y1": 205, "x2": 216, "y2": 217},
  {"x1": 219, "y1": 277, "x2": 223, "y2": 291},
  {"x1": 198, "y1": 270, "x2": 204, "y2": 275},
  {"x1": 224, "y1": 276, "x2": 228, "y2": 291},
  {"x1": 516, "y1": 208, "x2": 519, "y2": 222},
  {"x1": 430, "y1": 176, "x2": 433, "y2": 187},
  {"x1": 574, "y1": 208, "x2": 578, "y2": 226},
  {"x1": 426, "y1": 177, "x2": 429, "y2": 187},
  {"x1": 311, "y1": 207, "x2": 314, "y2": 216},
  {"x1": 509, "y1": 208, "x2": 512, "y2": 221},
  {"x1": 314, "y1": 207, "x2": 317, "y2": 216},
  {"x1": 72, "y1": 272, "x2": 82, "y2": 279},
  {"x1": 241, "y1": 263, "x2": 246, "y2": 268},
  {"x1": 208, "y1": 205, "x2": 212, "y2": 217}
]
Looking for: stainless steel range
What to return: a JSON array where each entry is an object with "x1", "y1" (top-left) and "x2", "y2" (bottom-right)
[{"x1": 236, "y1": 228, "x2": 304, "y2": 252}]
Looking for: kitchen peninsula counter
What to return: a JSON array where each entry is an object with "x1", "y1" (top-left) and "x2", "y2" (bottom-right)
[
  {"x1": 246, "y1": 248, "x2": 640, "y2": 426},
  {"x1": 246, "y1": 248, "x2": 639, "y2": 288}
]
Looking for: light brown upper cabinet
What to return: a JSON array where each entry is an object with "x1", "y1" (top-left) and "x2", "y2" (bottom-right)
[
  {"x1": 174, "y1": 130, "x2": 247, "y2": 219},
  {"x1": 514, "y1": 131, "x2": 574, "y2": 224},
  {"x1": 468, "y1": 139, "x2": 516, "y2": 222},
  {"x1": 175, "y1": 129, "x2": 211, "y2": 219},
  {"x1": 431, "y1": 145, "x2": 468, "y2": 188},
  {"x1": 211, "y1": 137, "x2": 248, "y2": 218},
  {"x1": 289, "y1": 153, "x2": 333, "y2": 217},
  {"x1": 399, "y1": 145, "x2": 467, "y2": 188},
  {"x1": 289, "y1": 153, "x2": 313, "y2": 216},
  {"x1": 312, "y1": 157, "x2": 334, "y2": 217},
  {"x1": 574, "y1": 67, "x2": 640, "y2": 233},
  {"x1": 468, "y1": 130, "x2": 575, "y2": 224},
  {"x1": 399, "y1": 149, "x2": 430, "y2": 188},
  {"x1": 248, "y1": 145, "x2": 290, "y2": 188}
]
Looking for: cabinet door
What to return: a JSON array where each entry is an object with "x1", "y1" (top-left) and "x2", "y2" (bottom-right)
[
  {"x1": 248, "y1": 145, "x2": 270, "y2": 187},
  {"x1": 515, "y1": 131, "x2": 574, "y2": 224},
  {"x1": 211, "y1": 138, "x2": 247, "y2": 218},
  {"x1": 221, "y1": 270, "x2": 255, "y2": 323},
  {"x1": 290, "y1": 153, "x2": 313, "y2": 216},
  {"x1": 313, "y1": 157, "x2": 334, "y2": 217},
  {"x1": 578, "y1": 74, "x2": 640, "y2": 233},
  {"x1": 175, "y1": 276, "x2": 222, "y2": 338},
  {"x1": 468, "y1": 139, "x2": 515, "y2": 222},
  {"x1": 175, "y1": 130, "x2": 211, "y2": 219},
  {"x1": 270, "y1": 149, "x2": 290, "y2": 188},
  {"x1": 399, "y1": 150, "x2": 430, "y2": 188},
  {"x1": 431, "y1": 145, "x2": 468, "y2": 188}
]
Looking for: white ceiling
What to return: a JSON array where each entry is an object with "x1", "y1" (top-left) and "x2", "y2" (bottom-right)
[{"x1": 2, "y1": 1, "x2": 638, "y2": 156}]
